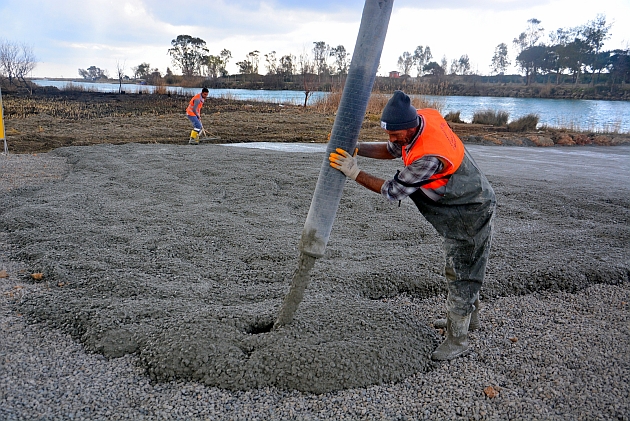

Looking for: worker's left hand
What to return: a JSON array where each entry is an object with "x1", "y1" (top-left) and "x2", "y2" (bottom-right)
[{"x1": 329, "y1": 148, "x2": 360, "y2": 180}]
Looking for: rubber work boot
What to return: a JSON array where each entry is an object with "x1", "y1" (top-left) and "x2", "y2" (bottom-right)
[
  {"x1": 189, "y1": 129, "x2": 200, "y2": 144},
  {"x1": 431, "y1": 312, "x2": 471, "y2": 361},
  {"x1": 434, "y1": 297, "x2": 481, "y2": 331}
]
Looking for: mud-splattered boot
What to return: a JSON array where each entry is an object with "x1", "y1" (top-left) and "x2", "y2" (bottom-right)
[
  {"x1": 431, "y1": 312, "x2": 471, "y2": 361},
  {"x1": 433, "y1": 297, "x2": 481, "y2": 331}
]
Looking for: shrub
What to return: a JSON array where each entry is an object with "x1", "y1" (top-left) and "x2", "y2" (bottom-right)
[
  {"x1": 444, "y1": 111, "x2": 463, "y2": 123},
  {"x1": 507, "y1": 114, "x2": 539, "y2": 132},
  {"x1": 472, "y1": 109, "x2": 509, "y2": 126}
]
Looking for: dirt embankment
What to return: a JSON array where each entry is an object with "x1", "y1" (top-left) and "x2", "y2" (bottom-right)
[{"x1": 2, "y1": 91, "x2": 629, "y2": 154}]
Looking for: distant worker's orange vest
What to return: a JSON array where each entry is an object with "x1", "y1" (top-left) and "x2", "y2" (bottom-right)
[
  {"x1": 402, "y1": 109, "x2": 465, "y2": 190},
  {"x1": 186, "y1": 93, "x2": 205, "y2": 117}
]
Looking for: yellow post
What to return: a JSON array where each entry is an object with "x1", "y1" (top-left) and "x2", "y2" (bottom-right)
[{"x1": 0, "y1": 87, "x2": 7, "y2": 155}]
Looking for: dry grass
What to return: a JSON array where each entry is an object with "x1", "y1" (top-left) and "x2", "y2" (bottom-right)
[
  {"x1": 311, "y1": 88, "x2": 443, "y2": 116},
  {"x1": 444, "y1": 111, "x2": 463, "y2": 123},
  {"x1": 548, "y1": 123, "x2": 624, "y2": 135},
  {"x1": 540, "y1": 116, "x2": 626, "y2": 134},
  {"x1": 154, "y1": 84, "x2": 168, "y2": 95},
  {"x1": 62, "y1": 82, "x2": 100, "y2": 93},
  {"x1": 507, "y1": 114, "x2": 539, "y2": 132},
  {"x1": 472, "y1": 109, "x2": 509, "y2": 126}
]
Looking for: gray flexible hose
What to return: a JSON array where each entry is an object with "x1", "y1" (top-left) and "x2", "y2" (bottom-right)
[
  {"x1": 275, "y1": 0, "x2": 393, "y2": 328},
  {"x1": 299, "y1": 0, "x2": 394, "y2": 258}
]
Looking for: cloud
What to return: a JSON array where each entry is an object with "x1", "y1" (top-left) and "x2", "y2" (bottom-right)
[{"x1": 3, "y1": 0, "x2": 627, "y2": 78}]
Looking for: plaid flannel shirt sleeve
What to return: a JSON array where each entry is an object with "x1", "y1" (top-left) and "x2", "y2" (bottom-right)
[{"x1": 380, "y1": 156, "x2": 443, "y2": 202}]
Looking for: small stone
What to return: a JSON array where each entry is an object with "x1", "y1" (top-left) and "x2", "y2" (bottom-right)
[{"x1": 484, "y1": 386, "x2": 499, "y2": 398}]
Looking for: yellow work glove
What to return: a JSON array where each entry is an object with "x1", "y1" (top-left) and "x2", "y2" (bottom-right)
[{"x1": 329, "y1": 148, "x2": 360, "y2": 180}]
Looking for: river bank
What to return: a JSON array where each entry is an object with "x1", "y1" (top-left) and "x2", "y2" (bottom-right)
[
  {"x1": 32, "y1": 73, "x2": 629, "y2": 101},
  {"x1": 2, "y1": 90, "x2": 629, "y2": 154}
]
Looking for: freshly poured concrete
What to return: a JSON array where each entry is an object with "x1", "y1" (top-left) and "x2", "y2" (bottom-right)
[{"x1": 2, "y1": 143, "x2": 628, "y2": 393}]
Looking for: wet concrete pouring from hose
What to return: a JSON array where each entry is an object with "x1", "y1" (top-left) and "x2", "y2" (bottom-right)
[
  {"x1": 1, "y1": 143, "x2": 628, "y2": 393},
  {"x1": 274, "y1": 252, "x2": 316, "y2": 328}
]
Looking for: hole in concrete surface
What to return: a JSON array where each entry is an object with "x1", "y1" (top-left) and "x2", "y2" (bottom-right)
[{"x1": 245, "y1": 320, "x2": 274, "y2": 335}]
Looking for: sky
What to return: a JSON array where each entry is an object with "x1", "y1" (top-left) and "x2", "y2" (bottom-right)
[{"x1": 1, "y1": 0, "x2": 629, "y2": 79}]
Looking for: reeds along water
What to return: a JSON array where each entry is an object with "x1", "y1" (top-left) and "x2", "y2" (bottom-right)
[{"x1": 311, "y1": 88, "x2": 444, "y2": 115}]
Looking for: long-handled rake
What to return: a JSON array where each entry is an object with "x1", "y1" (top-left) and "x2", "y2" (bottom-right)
[{"x1": 199, "y1": 127, "x2": 221, "y2": 141}]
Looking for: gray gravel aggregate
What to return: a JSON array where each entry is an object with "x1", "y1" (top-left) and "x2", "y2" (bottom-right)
[{"x1": 1, "y1": 144, "x2": 629, "y2": 420}]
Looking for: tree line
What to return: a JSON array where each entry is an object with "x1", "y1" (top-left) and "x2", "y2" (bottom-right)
[
  {"x1": 162, "y1": 35, "x2": 351, "y2": 82},
  {"x1": 510, "y1": 15, "x2": 628, "y2": 86},
  {"x1": 1, "y1": 13, "x2": 628, "y2": 94},
  {"x1": 393, "y1": 14, "x2": 628, "y2": 88},
  {"x1": 154, "y1": 13, "x2": 626, "y2": 89}
]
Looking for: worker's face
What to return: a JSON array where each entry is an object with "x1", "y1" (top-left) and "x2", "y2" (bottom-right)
[
  {"x1": 386, "y1": 127, "x2": 418, "y2": 145},
  {"x1": 201, "y1": 92, "x2": 209, "y2": 99}
]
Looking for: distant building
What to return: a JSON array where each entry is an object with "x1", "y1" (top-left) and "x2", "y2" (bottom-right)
[{"x1": 389, "y1": 71, "x2": 401, "y2": 78}]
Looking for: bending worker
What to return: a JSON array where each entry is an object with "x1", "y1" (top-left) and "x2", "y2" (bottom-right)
[
  {"x1": 186, "y1": 87, "x2": 209, "y2": 144},
  {"x1": 329, "y1": 90, "x2": 496, "y2": 361}
]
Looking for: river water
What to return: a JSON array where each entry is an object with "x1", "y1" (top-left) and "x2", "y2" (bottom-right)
[{"x1": 32, "y1": 79, "x2": 629, "y2": 133}]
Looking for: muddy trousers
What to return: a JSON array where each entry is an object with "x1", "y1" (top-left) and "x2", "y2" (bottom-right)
[
  {"x1": 411, "y1": 193, "x2": 495, "y2": 316},
  {"x1": 443, "y1": 234, "x2": 491, "y2": 316}
]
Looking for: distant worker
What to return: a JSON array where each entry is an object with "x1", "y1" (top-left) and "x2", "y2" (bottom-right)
[
  {"x1": 329, "y1": 90, "x2": 496, "y2": 361},
  {"x1": 186, "y1": 88, "x2": 209, "y2": 145}
]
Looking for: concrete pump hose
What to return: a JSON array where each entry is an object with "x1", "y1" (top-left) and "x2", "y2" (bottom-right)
[{"x1": 299, "y1": 0, "x2": 394, "y2": 258}]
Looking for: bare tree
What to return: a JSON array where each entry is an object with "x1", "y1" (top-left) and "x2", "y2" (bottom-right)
[
  {"x1": 397, "y1": 51, "x2": 413, "y2": 76},
  {"x1": 116, "y1": 60, "x2": 126, "y2": 93},
  {"x1": 16, "y1": 45, "x2": 36, "y2": 92},
  {"x1": 0, "y1": 40, "x2": 37, "y2": 89},
  {"x1": 298, "y1": 48, "x2": 315, "y2": 106},
  {"x1": 0, "y1": 41, "x2": 20, "y2": 86}
]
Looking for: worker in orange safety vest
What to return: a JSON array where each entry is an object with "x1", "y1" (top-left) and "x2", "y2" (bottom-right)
[
  {"x1": 186, "y1": 88, "x2": 209, "y2": 144},
  {"x1": 329, "y1": 90, "x2": 496, "y2": 361}
]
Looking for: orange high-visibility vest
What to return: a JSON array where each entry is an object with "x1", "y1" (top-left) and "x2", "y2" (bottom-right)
[
  {"x1": 186, "y1": 93, "x2": 205, "y2": 117},
  {"x1": 402, "y1": 109, "x2": 465, "y2": 190}
]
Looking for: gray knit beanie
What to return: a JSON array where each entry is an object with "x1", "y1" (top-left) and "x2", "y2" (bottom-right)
[{"x1": 380, "y1": 90, "x2": 419, "y2": 131}]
